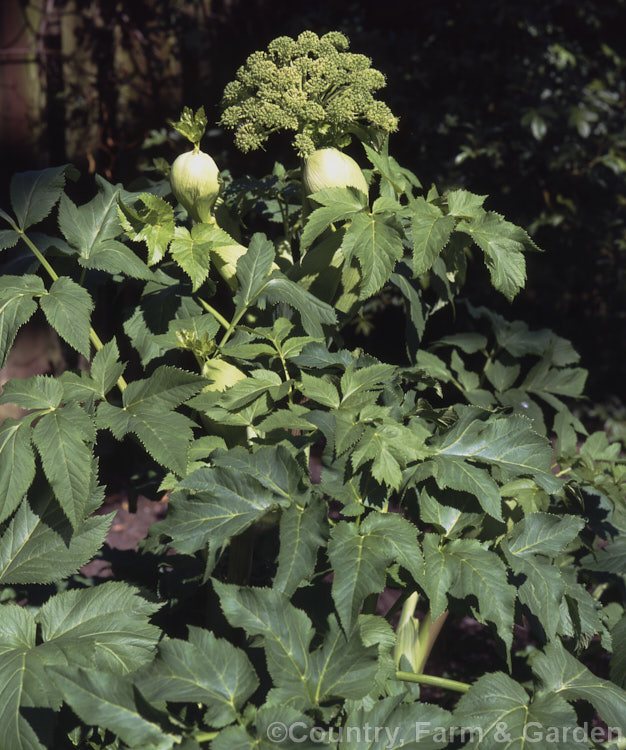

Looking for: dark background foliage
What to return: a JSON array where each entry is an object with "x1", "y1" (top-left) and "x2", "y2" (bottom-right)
[{"x1": 1, "y1": 0, "x2": 625, "y2": 400}]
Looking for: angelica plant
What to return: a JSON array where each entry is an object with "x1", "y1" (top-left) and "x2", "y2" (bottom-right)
[
  {"x1": 219, "y1": 30, "x2": 398, "y2": 157},
  {"x1": 0, "y1": 28, "x2": 624, "y2": 750}
]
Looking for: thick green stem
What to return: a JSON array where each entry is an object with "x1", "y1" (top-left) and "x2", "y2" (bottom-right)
[
  {"x1": 20, "y1": 231, "x2": 59, "y2": 281},
  {"x1": 395, "y1": 670, "x2": 470, "y2": 694},
  {"x1": 21, "y1": 231, "x2": 127, "y2": 393},
  {"x1": 196, "y1": 296, "x2": 230, "y2": 330},
  {"x1": 414, "y1": 610, "x2": 449, "y2": 674},
  {"x1": 219, "y1": 307, "x2": 247, "y2": 348}
]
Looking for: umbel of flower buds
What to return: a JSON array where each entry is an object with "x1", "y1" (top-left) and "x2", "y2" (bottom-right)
[{"x1": 170, "y1": 148, "x2": 220, "y2": 223}]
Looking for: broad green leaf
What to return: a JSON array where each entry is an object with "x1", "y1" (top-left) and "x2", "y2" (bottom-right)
[
  {"x1": 118, "y1": 192, "x2": 176, "y2": 265},
  {"x1": 352, "y1": 422, "x2": 425, "y2": 489},
  {"x1": 340, "y1": 362, "x2": 396, "y2": 405},
  {"x1": 97, "y1": 366, "x2": 204, "y2": 474},
  {"x1": 610, "y1": 616, "x2": 626, "y2": 688},
  {"x1": 419, "y1": 490, "x2": 483, "y2": 539},
  {"x1": 210, "y1": 444, "x2": 309, "y2": 506},
  {"x1": 307, "y1": 615, "x2": 378, "y2": 704},
  {"x1": 432, "y1": 455, "x2": 503, "y2": 520},
  {"x1": 275, "y1": 496, "x2": 328, "y2": 597},
  {"x1": 39, "y1": 276, "x2": 93, "y2": 357},
  {"x1": 0, "y1": 490, "x2": 111, "y2": 585},
  {"x1": 415, "y1": 350, "x2": 452, "y2": 383},
  {"x1": 37, "y1": 582, "x2": 161, "y2": 673},
  {"x1": 342, "y1": 694, "x2": 453, "y2": 749},
  {"x1": 152, "y1": 467, "x2": 284, "y2": 556},
  {"x1": 411, "y1": 197, "x2": 455, "y2": 276},
  {"x1": 122, "y1": 280, "x2": 201, "y2": 366},
  {"x1": 328, "y1": 512, "x2": 422, "y2": 632},
  {"x1": 98, "y1": 401, "x2": 197, "y2": 475},
  {"x1": 0, "y1": 373, "x2": 63, "y2": 410},
  {"x1": 505, "y1": 513, "x2": 585, "y2": 557},
  {"x1": 57, "y1": 176, "x2": 123, "y2": 258},
  {"x1": 213, "y1": 705, "x2": 316, "y2": 750},
  {"x1": 0, "y1": 606, "x2": 50, "y2": 750},
  {"x1": 213, "y1": 581, "x2": 313, "y2": 694},
  {"x1": 334, "y1": 409, "x2": 365, "y2": 456},
  {"x1": 10, "y1": 165, "x2": 70, "y2": 230},
  {"x1": 533, "y1": 641, "x2": 626, "y2": 731},
  {"x1": 423, "y1": 537, "x2": 516, "y2": 651},
  {"x1": 454, "y1": 672, "x2": 585, "y2": 749},
  {"x1": 169, "y1": 224, "x2": 213, "y2": 291},
  {"x1": 255, "y1": 405, "x2": 318, "y2": 433},
  {"x1": 446, "y1": 189, "x2": 487, "y2": 219},
  {"x1": 263, "y1": 275, "x2": 337, "y2": 337},
  {"x1": 308, "y1": 186, "x2": 368, "y2": 213},
  {"x1": 292, "y1": 342, "x2": 353, "y2": 370},
  {"x1": 581, "y1": 537, "x2": 626, "y2": 582},
  {"x1": 0, "y1": 418, "x2": 36, "y2": 523},
  {"x1": 341, "y1": 212, "x2": 404, "y2": 298},
  {"x1": 49, "y1": 667, "x2": 176, "y2": 749},
  {"x1": 457, "y1": 212, "x2": 532, "y2": 301},
  {"x1": 78, "y1": 242, "x2": 154, "y2": 280},
  {"x1": 31, "y1": 404, "x2": 95, "y2": 529},
  {"x1": 362, "y1": 140, "x2": 421, "y2": 194},
  {"x1": 390, "y1": 264, "x2": 426, "y2": 355},
  {"x1": 139, "y1": 628, "x2": 258, "y2": 728},
  {"x1": 218, "y1": 369, "x2": 288, "y2": 411},
  {"x1": 0, "y1": 274, "x2": 45, "y2": 368},
  {"x1": 90, "y1": 338, "x2": 125, "y2": 397},
  {"x1": 234, "y1": 233, "x2": 275, "y2": 308},
  {"x1": 301, "y1": 187, "x2": 366, "y2": 250},
  {"x1": 558, "y1": 578, "x2": 606, "y2": 645},
  {"x1": 522, "y1": 356, "x2": 587, "y2": 399},
  {"x1": 298, "y1": 372, "x2": 341, "y2": 409},
  {"x1": 433, "y1": 410, "x2": 560, "y2": 493},
  {"x1": 501, "y1": 514, "x2": 584, "y2": 640},
  {"x1": 214, "y1": 582, "x2": 377, "y2": 709},
  {"x1": 484, "y1": 358, "x2": 520, "y2": 391},
  {"x1": 0, "y1": 229, "x2": 20, "y2": 250},
  {"x1": 422, "y1": 533, "x2": 455, "y2": 619},
  {"x1": 327, "y1": 519, "x2": 392, "y2": 632},
  {"x1": 437, "y1": 332, "x2": 489, "y2": 354}
]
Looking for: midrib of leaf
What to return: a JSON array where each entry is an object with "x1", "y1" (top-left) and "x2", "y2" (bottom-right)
[
  {"x1": 485, "y1": 702, "x2": 530, "y2": 747},
  {"x1": 230, "y1": 598, "x2": 310, "y2": 687},
  {"x1": 43, "y1": 410, "x2": 83, "y2": 521},
  {"x1": 56, "y1": 675, "x2": 165, "y2": 731},
  {"x1": 168, "y1": 655, "x2": 238, "y2": 708},
  {"x1": 95, "y1": 644, "x2": 127, "y2": 673},
  {"x1": 510, "y1": 530, "x2": 572, "y2": 556},
  {"x1": 552, "y1": 666, "x2": 595, "y2": 692},
  {"x1": 240, "y1": 251, "x2": 269, "y2": 307},
  {"x1": 85, "y1": 189, "x2": 119, "y2": 256},
  {"x1": 419, "y1": 215, "x2": 442, "y2": 252},
  {"x1": 313, "y1": 626, "x2": 343, "y2": 705},
  {"x1": 130, "y1": 412, "x2": 181, "y2": 461},
  {"x1": 280, "y1": 508, "x2": 305, "y2": 589},
  {"x1": 16, "y1": 175, "x2": 46, "y2": 229},
  {"x1": 0, "y1": 527, "x2": 34, "y2": 582},
  {"x1": 0, "y1": 291, "x2": 31, "y2": 316},
  {"x1": 43, "y1": 607, "x2": 139, "y2": 641},
  {"x1": 438, "y1": 422, "x2": 545, "y2": 475},
  {"x1": 2, "y1": 651, "x2": 28, "y2": 749}
]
